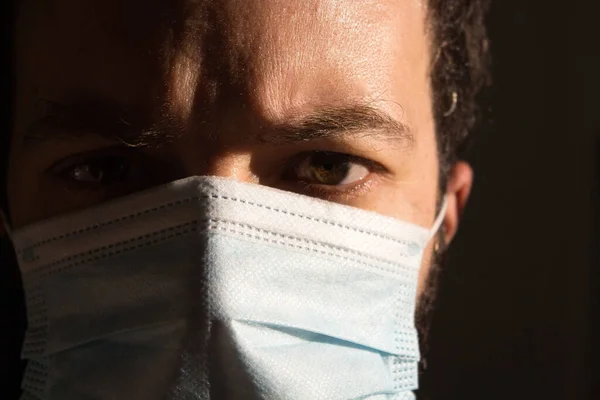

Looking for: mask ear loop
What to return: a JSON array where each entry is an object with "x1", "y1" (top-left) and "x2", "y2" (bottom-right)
[{"x1": 428, "y1": 195, "x2": 448, "y2": 242}]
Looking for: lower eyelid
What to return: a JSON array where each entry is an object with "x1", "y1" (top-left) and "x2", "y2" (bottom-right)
[{"x1": 299, "y1": 172, "x2": 380, "y2": 201}]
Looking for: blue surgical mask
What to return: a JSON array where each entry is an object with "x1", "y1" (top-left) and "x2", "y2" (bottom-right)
[{"x1": 10, "y1": 176, "x2": 446, "y2": 400}]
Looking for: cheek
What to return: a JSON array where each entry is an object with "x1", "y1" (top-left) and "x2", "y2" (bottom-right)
[
  {"x1": 7, "y1": 153, "x2": 49, "y2": 229},
  {"x1": 7, "y1": 164, "x2": 37, "y2": 229}
]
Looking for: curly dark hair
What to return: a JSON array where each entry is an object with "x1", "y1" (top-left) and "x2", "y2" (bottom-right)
[{"x1": 428, "y1": 0, "x2": 492, "y2": 185}]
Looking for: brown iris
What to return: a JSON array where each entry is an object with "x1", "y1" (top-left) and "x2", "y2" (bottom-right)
[{"x1": 297, "y1": 152, "x2": 366, "y2": 186}]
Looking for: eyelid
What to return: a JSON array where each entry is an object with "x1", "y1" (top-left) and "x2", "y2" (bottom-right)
[
  {"x1": 298, "y1": 172, "x2": 381, "y2": 201},
  {"x1": 288, "y1": 150, "x2": 388, "y2": 173}
]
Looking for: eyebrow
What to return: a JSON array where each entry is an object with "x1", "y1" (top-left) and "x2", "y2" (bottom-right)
[{"x1": 22, "y1": 98, "x2": 414, "y2": 149}]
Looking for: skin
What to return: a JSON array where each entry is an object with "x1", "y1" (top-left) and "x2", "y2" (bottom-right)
[{"x1": 5, "y1": 0, "x2": 472, "y2": 297}]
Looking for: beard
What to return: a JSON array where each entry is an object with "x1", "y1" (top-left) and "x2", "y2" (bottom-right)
[{"x1": 415, "y1": 231, "x2": 447, "y2": 370}]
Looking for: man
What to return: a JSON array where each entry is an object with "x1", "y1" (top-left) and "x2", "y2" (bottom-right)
[{"x1": 2, "y1": 0, "x2": 490, "y2": 398}]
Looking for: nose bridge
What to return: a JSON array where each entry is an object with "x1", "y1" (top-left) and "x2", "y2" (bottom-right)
[
  {"x1": 206, "y1": 151, "x2": 256, "y2": 182},
  {"x1": 176, "y1": 134, "x2": 257, "y2": 182},
  {"x1": 161, "y1": 4, "x2": 284, "y2": 185}
]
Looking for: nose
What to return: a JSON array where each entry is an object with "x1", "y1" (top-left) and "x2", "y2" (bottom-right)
[{"x1": 174, "y1": 138, "x2": 260, "y2": 184}]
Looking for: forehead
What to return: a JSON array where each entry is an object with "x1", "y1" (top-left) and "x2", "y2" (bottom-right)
[{"x1": 16, "y1": 0, "x2": 430, "y2": 131}]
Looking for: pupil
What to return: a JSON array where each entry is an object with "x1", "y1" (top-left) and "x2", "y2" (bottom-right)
[
  {"x1": 90, "y1": 157, "x2": 128, "y2": 184},
  {"x1": 89, "y1": 165, "x2": 104, "y2": 181},
  {"x1": 310, "y1": 153, "x2": 350, "y2": 184}
]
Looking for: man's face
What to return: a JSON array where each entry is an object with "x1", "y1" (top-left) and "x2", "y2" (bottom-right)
[{"x1": 8, "y1": 0, "x2": 446, "y2": 294}]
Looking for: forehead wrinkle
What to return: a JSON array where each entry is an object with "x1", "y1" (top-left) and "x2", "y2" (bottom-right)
[
  {"x1": 212, "y1": 0, "x2": 413, "y2": 122},
  {"x1": 158, "y1": 0, "x2": 222, "y2": 131},
  {"x1": 164, "y1": 49, "x2": 202, "y2": 125},
  {"x1": 137, "y1": 0, "x2": 427, "y2": 142},
  {"x1": 159, "y1": 0, "x2": 278, "y2": 134},
  {"x1": 159, "y1": 1, "x2": 395, "y2": 115}
]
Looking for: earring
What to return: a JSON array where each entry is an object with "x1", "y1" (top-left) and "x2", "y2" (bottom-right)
[{"x1": 443, "y1": 91, "x2": 458, "y2": 117}]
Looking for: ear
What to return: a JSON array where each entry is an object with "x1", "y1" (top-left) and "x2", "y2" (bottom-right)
[{"x1": 442, "y1": 161, "x2": 473, "y2": 244}]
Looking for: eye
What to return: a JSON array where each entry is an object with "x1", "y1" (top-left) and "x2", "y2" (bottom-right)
[
  {"x1": 51, "y1": 148, "x2": 154, "y2": 193},
  {"x1": 295, "y1": 151, "x2": 371, "y2": 186},
  {"x1": 65, "y1": 155, "x2": 133, "y2": 185},
  {"x1": 281, "y1": 151, "x2": 386, "y2": 201}
]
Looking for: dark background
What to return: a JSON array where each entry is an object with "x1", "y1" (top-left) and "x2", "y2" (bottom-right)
[
  {"x1": 2, "y1": 1, "x2": 598, "y2": 400},
  {"x1": 420, "y1": 1, "x2": 598, "y2": 399}
]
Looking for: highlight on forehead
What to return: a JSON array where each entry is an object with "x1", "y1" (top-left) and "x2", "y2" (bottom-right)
[
  {"x1": 158, "y1": 0, "x2": 227, "y2": 125},
  {"x1": 17, "y1": 0, "x2": 430, "y2": 147},
  {"x1": 156, "y1": 0, "x2": 429, "y2": 120}
]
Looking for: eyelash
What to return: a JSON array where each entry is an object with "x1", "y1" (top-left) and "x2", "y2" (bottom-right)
[
  {"x1": 50, "y1": 149, "x2": 386, "y2": 201},
  {"x1": 297, "y1": 177, "x2": 378, "y2": 201}
]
